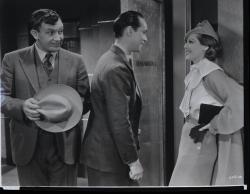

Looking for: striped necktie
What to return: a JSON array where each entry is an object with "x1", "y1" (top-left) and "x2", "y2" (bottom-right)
[{"x1": 44, "y1": 53, "x2": 53, "y2": 75}]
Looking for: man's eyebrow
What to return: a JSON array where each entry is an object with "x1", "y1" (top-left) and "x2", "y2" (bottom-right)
[{"x1": 45, "y1": 27, "x2": 64, "y2": 31}]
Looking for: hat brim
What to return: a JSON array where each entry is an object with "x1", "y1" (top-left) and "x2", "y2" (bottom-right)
[{"x1": 34, "y1": 84, "x2": 83, "y2": 133}]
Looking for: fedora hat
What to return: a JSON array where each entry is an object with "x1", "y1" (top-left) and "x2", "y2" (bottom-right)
[
  {"x1": 185, "y1": 20, "x2": 219, "y2": 41},
  {"x1": 34, "y1": 84, "x2": 83, "y2": 133}
]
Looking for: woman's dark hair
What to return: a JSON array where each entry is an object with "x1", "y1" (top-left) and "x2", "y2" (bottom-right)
[
  {"x1": 113, "y1": 11, "x2": 144, "y2": 38},
  {"x1": 29, "y1": 9, "x2": 61, "y2": 31},
  {"x1": 196, "y1": 34, "x2": 223, "y2": 61}
]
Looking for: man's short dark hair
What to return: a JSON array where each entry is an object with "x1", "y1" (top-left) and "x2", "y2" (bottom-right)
[
  {"x1": 29, "y1": 9, "x2": 61, "y2": 31},
  {"x1": 113, "y1": 11, "x2": 144, "y2": 38}
]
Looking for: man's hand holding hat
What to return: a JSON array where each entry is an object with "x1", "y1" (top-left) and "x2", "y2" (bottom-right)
[
  {"x1": 23, "y1": 98, "x2": 41, "y2": 121},
  {"x1": 36, "y1": 94, "x2": 72, "y2": 123},
  {"x1": 23, "y1": 84, "x2": 83, "y2": 133},
  {"x1": 31, "y1": 84, "x2": 83, "y2": 133}
]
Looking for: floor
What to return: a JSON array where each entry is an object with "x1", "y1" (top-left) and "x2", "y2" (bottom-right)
[{"x1": 1, "y1": 164, "x2": 88, "y2": 189}]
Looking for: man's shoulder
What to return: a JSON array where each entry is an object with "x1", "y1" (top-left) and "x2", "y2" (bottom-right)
[
  {"x1": 97, "y1": 50, "x2": 128, "y2": 75},
  {"x1": 59, "y1": 48, "x2": 83, "y2": 59},
  {"x1": 4, "y1": 46, "x2": 33, "y2": 58},
  {"x1": 99, "y1": 49, "x2": 120, "y2": 63}
]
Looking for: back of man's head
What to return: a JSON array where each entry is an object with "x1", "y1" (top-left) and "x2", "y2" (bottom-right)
[
  {"x1": 29, "y1": 9, "x2": 61, "y2": 31},
  {"x1": 113, "y1": 11, "x2": 144, "y2": 38}
]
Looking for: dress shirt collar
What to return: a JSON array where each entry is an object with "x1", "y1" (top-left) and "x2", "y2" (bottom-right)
[
  {"x1": 35, "y1": 43, "x2": 57, "y2": 65},
  {"x1": 114, "y1": 42, "x2": 132, "y2": 63}
]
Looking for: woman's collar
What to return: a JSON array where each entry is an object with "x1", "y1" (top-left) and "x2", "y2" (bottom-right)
[{"x1": 191, "y1": 58, "x2": 223, "y2": 78}]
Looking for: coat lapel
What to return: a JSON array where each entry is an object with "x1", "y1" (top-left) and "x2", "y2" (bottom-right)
[
  {"x1": 130, "y1": 58, "x2": 143, "y2": 100},
  {"x1": 110, "y1": 45, "x2": 142, "y2": 100},
  {"x1": 110, "y1": 45, "x2": 133, "y2": 73},
  {"x1": 19, "y1": 45, "x2": 40, "y2": 93}
]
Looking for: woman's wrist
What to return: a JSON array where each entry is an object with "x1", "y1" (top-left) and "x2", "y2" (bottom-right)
[{"x1": 208, "y1": 124, "x2": 217, "y2": 135}]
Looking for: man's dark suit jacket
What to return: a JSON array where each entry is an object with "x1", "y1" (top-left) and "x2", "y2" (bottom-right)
[
  {"x1": 81, "y1": 45, "x2": 142, "y2": 173},
  {"x1": 1, "y1": 45, "x2": 90, "y2": 166}
]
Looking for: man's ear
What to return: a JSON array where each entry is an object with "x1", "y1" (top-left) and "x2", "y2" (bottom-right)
[
  {"x1": 125, "y1": 26, "x2": 134, "y2": 37},
  {"x1": 30, "y1": 29, "x2": 39, "y2": 40}
]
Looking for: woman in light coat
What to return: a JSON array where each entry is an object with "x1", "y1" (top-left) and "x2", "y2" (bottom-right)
[{"x1": 169, "y1": 20, "x2": 244, "y2": 186}]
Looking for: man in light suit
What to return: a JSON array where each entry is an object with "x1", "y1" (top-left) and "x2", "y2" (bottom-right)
[
  {"x1": 1, "y1": 9, "x2": 90, "y2": 186},
  {"x1": 81, "y1": 11, "x2": 148, "y2": 186}
]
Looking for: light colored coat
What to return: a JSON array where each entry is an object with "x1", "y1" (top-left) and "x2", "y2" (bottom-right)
[{"x1": 203, "y1": 70, "x2": 244, "y2": 185}]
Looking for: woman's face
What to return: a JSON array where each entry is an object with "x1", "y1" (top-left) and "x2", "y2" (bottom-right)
[{"x1": 184, "y1": 33, "x2": 208, "y2": 63}]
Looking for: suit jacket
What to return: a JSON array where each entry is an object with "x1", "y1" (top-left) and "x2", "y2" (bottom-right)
[
  {"x1": 1, "y1": 45, "x2": 90, "y2": 166},
  {"x1": 80, "y1": 45, "x2": 142, "y2": 173}
]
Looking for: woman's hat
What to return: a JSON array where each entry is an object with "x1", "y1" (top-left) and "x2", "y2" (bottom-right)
[
  {"x1": 34, "y1": 84, "x2": 83, "y2": 133},
  {"x1": 185, "y1": 20, "x2": 219, "y2": 41}
]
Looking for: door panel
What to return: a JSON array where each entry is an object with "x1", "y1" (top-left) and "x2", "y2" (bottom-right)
[{"x1": 121, "y1": 0, "x2": 165, "y2": 186}]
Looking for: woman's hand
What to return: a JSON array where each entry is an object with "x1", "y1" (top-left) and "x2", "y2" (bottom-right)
[
  {"x1": 199, "y1": 123, "x2": 217, "y2": 135},
  {"x1": 198, "y1": 123, "x2": 210, "y2": 131},
  {"x1": 189, "y1": 123, "x2": 209, "y2": 143}
]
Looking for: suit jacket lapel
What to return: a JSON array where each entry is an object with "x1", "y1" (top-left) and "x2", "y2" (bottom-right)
[
  {"x1": 129, "y1": 58, "x2": 143, "y2": 99},
  {"x1": 110, "y1": 45, "x2": 133, "y2": 73},
  {"x1": 110, "y1": 45, "x2": 142, "y2": 100},
  {"x1": 19, "y1": 45, "x2": 40, "y2": 93}
]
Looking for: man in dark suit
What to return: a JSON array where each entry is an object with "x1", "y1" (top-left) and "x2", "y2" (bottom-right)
[
  {"x1": 81, "y1": 11, "x2": 148, "y2": 186},
  {"x1": 1, "y1": 9, "x2": 90, "y2": 186}
]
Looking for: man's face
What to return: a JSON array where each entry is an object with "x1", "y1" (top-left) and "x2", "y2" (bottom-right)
[
  {"x1": 130, "y1": 17, "x2": 148, "y2": 53},
  {"x1": 31, "y1": 19, "x2": 64, "y2": 52}
]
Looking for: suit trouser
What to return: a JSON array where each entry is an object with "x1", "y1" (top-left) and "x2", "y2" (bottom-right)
[
  {"x1": 87, "y1": 166, "x2": 139, "y2": 186},
  {"x1": 16, "y1": 130, "x2": 77, "y2": 186}
]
